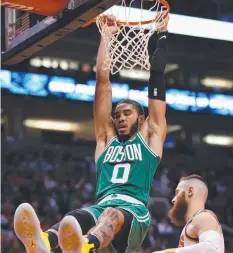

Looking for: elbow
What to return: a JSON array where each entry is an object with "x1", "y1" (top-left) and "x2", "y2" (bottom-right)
[
  {"x1": 95, "y1": 79, "x2": 112, "y2": 93},
  {"x1": 96, "y1": 76, "x2": 111, "y2": 87},
  {"x1": 96, "y1": 68, "x2": 110, "y2": 83}
]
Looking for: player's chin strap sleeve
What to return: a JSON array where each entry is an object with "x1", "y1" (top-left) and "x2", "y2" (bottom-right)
[
  {"x1": 148, "y1": 30, "x2": 168, "y2": 101},
  {"x1": 175, "y1": 230, "x2": 224, "y2": 253}
]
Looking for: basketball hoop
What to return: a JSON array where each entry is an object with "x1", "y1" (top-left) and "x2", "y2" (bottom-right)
[{"x1": 88, "y1": 0, "x2": 170, "y2": 74}]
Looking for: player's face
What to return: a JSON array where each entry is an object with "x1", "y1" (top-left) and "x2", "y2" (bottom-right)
[
  {"x1": 168, "y1": 184, "x2": 188, "y2": 226},
  {"x1": 114, "y1": 103, "x2": 141, "y2": 139}
]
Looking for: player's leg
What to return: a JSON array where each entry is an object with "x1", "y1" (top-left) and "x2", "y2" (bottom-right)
[
  {"x1": 87, "y1": 207, "x2": 128, "y2": 249},
  {"x1": 111, "y1": 209, "x2": 134, "y2": 253},
  {"x1": 14, "y1": 203, "x2": 95, "y2": 253},
  {"x1": 58, "y1": 207, "x2": 133, "y2": 253},
  {"x1": 85, "y1": 204, "x2": 151, "y2": 253}
]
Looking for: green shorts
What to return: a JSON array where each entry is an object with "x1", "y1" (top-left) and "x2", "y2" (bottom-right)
[{"x1": 82, "y1": 197, "x2": 151, "y2": 253}]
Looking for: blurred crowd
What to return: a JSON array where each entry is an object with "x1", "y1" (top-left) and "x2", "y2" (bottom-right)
[{"x1": 1, "y1": 143, "x2": 233, "y2": 253}]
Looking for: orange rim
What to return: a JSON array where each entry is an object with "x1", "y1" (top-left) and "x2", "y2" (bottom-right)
[{"x1": 82, "y1": 0, "x2": 170, "y2": 28}]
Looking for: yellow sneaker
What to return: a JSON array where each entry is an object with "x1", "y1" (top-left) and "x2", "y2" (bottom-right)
[
  {"x1": 59, "y1": 215, "x2": 93, "y2": 253},
  {"x1": 81, "y1": 239, "x2": 95, "y2": 253},
  {"x1": 14, "y1": 203, "x2": 51, "y2": 253}
]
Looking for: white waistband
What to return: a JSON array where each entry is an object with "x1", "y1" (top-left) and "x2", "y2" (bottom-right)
[{"x1": 97, "y1": 194, "x2": 145, "y2": 206}]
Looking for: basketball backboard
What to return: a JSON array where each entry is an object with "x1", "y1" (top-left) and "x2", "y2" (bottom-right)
[{"x1": 1, "y1": 0, "x2": 120, "y2": 65}]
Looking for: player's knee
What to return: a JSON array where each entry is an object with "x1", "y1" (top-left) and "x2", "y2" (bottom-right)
[
  {"x1": 101, "y1": 207, "x2": 124, "y2": 225},
  {"x1": 103, "y1": 207, "x2": 122, "y2": 218},
  {"x1": 103, "y1": 207, "x2": 117, "y2": 215}
]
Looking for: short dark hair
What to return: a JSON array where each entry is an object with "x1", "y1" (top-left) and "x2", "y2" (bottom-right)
[
  {"x1": 180, "y1": 174, "x2": 207, "y2": 187},
  {"x1": 116, "y1": 99, "x2": 145, "y2": 116}
]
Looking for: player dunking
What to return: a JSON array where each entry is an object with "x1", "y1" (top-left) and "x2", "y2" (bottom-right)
[
  {"x1": 153, "y1": 174, "x2": 225, "y2": 253},
  {"x1": 13, "y1": 15, "x2": 169, "y2": 253}
]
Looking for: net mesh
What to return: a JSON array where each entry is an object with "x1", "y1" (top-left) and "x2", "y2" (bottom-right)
[{"x1": 96, "y1": 0, "x2": 169, "y2": 74}]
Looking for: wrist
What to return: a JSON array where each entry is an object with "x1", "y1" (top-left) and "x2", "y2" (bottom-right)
[
  {"x1": 158, "y1": 29, "x2": 168, "y2": 34},
  {"x1": 157, "y1": 30, "x2": 169, "y2": 39}
]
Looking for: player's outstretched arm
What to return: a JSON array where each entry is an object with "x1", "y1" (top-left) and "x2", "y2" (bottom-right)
[
  {"x1": 153, "y1": 212, "x2": 224, "y2": 253},
  {"x1": 94, "y1": 16, "x2": 117, "y2": 161},
  {"x1": 145, "y1": 16, "x2": 169, "y2": 158}
]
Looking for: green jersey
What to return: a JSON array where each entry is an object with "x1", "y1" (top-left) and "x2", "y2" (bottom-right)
[{"x1": 96, "y1": 132, "x2": 160, "y2": 205}]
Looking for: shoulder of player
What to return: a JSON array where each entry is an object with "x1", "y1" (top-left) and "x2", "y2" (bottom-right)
[
  {"x1": 192, "y1": 210, "x2": 218, "y2": 224},
  {"x1": 191, "y1": 211, "x2": 220, "y2": 234},
  {"x1": 95, "y1": 132, "x2": 117, "y2": 163}
]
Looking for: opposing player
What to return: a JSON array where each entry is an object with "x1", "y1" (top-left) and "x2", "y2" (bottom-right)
[
  {"x1": 153, "y1": 174, "x2": 225, "y2": 253},
  {"x1": 13, "y1": 15, "x2": 169, "y2": 253}
]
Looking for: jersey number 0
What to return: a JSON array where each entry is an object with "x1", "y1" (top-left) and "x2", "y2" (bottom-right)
[{"x1": 111, "y1": 163, "x2": 130, "y2": 183}]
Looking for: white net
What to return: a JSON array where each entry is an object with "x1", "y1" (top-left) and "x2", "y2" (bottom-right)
[{"x1": 96, "y1": 0, "x2": 169, "y2": 74}]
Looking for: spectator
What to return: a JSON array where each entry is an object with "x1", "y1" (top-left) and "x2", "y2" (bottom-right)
[{"x1": 1, "y1": 144, "x2": 233, "y2": 253}]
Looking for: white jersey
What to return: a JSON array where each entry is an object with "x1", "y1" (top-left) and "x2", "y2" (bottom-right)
[{"x1": 178, "y1": 209, "x2": 224, "y2": 249}]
